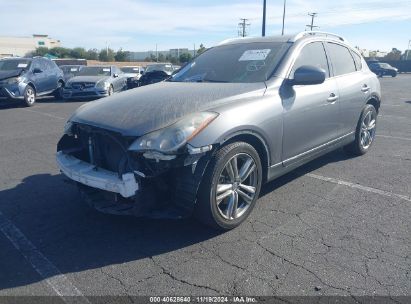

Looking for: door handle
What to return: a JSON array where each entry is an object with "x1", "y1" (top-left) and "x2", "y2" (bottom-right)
[
  {"x1": 361, "y1": 85, "x2": 370, "y2": 92},
  {"x1": 327, "y1": 93, "x2": 338, "y2": 103}
]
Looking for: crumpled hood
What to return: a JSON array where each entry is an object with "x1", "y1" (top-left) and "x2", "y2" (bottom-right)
[
  {"x1": 68, "y1": 75, "x2": 110, "y2": 84},
  {"x1": 0, "y1": 70, "x2": 22, "y2": 81},
  {"x1": 70, "y1": 81, "x2": 266, "y2": 136}
]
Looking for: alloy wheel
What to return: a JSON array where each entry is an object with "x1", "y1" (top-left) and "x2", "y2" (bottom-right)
[
  {"x1": 215, "y1": 153, "x2": 258, "y2": 220},
  {"x1": 360, "y1": 110, "x2": 376, "y2": 149},
  {"x1": 26, "y1": 87, "x2": 35, "y2": 104}
]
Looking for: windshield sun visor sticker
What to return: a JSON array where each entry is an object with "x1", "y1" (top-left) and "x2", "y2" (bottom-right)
[{"x1": 239, "y1": 49, "x2": 271, "y2": 61}]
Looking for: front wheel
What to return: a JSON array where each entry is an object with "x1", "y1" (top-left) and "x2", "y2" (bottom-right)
[
  {"x1": 344, "y1": 104, "x2": 377, "y2": 156},
  {"x1": 108, "y1": 85, "x2": 114, "y2": 96},
  {"x1": 23, "y1": 85, "x2": 36, "y2": 107},
  {"x1": 195, "y1": 142, "x2": 262, "y2": 230}
]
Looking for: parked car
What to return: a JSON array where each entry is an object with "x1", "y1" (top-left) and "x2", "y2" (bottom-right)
[
  {"x1": 57, "y1": 32, "x2": 381, "y2": 230},
  {"x1": 120, "y1": 66, "x2": 144, "y2": 89},
  {"x1": 60, "y1": 65, "x2": 84, "y2": 82},
  {"x1": 368, "y1": 62, "x2": 398, "y2": 77},
  {"x1": 0, "y1": 57, "x2": 64, "y2": 106},
  {"x1": 63, "y1": 66, "x2": 127, "y2": 99},
  {"x1": 138, "y1": 63, "x2": 174, "y2": 86}
]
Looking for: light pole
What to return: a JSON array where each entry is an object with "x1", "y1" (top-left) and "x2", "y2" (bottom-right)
[
  {"x1": 281, "y1": 0, "x2": 286, "y2": 35},
  {"x1": 262, "y1": 0, "x2": 266, "y2": 37}
]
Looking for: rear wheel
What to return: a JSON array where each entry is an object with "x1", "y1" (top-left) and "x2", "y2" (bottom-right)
[
  {"x1": 54, "y1": 81, "x2": 64, "y2": 100},
  {"x1": 23, "y1": 85, "x2": 36, "y2": 107},
  {"x1": 344, "y1": 104, "x2": 377, "y2": 156},
  {"x1": 196, "y1": 142, "x2": 262, "y2": 230}
]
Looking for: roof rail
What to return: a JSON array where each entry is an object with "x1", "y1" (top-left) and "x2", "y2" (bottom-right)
[{"x1": 290, "y1": 31, "x2": 347, "y2": 43}]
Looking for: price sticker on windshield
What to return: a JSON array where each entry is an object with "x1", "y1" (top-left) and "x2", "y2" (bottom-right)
[
  {"x1": 103, "y1": 68, "x2": 111, "y2": 72},
  {"x1": 17, "y1": 63, "x2": 28, "y2": 68},
  {"x1": 239, "y1": 49, "x2": 271, "y2": 61}
]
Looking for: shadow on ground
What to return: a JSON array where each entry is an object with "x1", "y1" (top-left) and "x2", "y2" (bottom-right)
[{"x1": 0, "y1": 148, "x2": 353, "y2": 291}]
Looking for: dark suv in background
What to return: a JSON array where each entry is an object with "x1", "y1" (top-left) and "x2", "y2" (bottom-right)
[{"x1": 0, "y1": 57, "x2": 64, "y2": 106}]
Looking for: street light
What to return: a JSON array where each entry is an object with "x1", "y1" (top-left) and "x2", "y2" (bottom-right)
[
  {"x1": 262, "y1": 0, "x2": 267, "y2": 37},
  {"x1": 281, "y1": 0, "x2": 286, "y2": 36}
]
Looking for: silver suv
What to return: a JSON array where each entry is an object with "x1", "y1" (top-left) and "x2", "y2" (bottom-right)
[{"x1": 57, "y1": 32, "x2": 381, "y2": 230}]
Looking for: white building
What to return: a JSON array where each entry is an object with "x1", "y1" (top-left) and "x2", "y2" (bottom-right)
[{"x1": 0, "y1": 34, "x2": 61, "y2": 58}]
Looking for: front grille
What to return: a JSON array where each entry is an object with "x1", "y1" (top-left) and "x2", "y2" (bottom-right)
[
  {"x1": 71, "y1": 82, "x2": 95, "y2": 89},
  {"x1": 74, "y1": 124, "x2": 135, "y2": 175}
]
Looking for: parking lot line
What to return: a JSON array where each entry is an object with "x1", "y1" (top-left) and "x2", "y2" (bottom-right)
[
  {"x1": 0, "y1": 211, "x2": 90, "y2": 303},
  {"x1": 376, "y1": 134, "x2": 411, "y2": 141},
  {"x1": 306, "y1": 173, "x2": 411, "y2": 202},
  {"x1": 21, "y1": 108, "x2": 65, "y2": 120}
]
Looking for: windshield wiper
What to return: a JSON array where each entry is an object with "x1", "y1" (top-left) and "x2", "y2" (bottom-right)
[{"x1": 197, "y1": 79, "x2": 229, "y2": 83}]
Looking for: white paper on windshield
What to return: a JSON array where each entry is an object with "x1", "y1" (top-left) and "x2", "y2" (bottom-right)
[
  {"x1": 239, "y1": 49, "x2": 271, "y2": 61},
  {"x1": 103, "y1": 68, "x2": 111, "y2": 72},
  {"x1": 17, "y1": 63, "x2": 28, "y2": 68},
  {"x1": 133, "y1": 68, "x2": 139, "y2": 71},
  {"x1": 70, "y1": 68, "x2": 78, "y2": 72}
]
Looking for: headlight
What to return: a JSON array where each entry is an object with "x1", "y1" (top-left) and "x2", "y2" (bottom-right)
[
  {"x1": 96, "y1": 81, "x2": 110, "y2": 89},
  {"x1": 4, "y1": 77, "x2": 22, "y2": 85},
  {"x1": 64, "y1": 121, "x2": 73, "y2": 135},
  {"x1": 129, "y1": 112, "x2": 218, "y2": 153}
]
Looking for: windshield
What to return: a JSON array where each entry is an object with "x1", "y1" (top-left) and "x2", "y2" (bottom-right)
[
  {"x1": 171, "y1": 42, "x2": 290, "y2": 83},
  {"x1": 121, "y1": 67, "x2": 140, "y2": 73},
  {"x1": 61, "y1": 66, "x2": 82, "y2": 74},
  {"x1": 380, "y1": 63, "x2": 392, "y2": 68},
  {"x1": 0, "y1": 59, "x2": 32, "y2": 71},
  {"x1": 145, "y1": 64, "x2": 173, "y2": 73},
  {"x1": 77, "y1": 66, "x2": 111, "y2": 76}
]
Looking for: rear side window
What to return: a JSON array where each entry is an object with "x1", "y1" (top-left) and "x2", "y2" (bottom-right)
[
  {"x1": 326, "y1": 43, "x2": 356, "y2": 76},
  {"x1": 291, "y1": 42, "x2": 330, "y2": 78},
  {"x1": 351, "y1": 51, "x2": 362, "y2": 71}
]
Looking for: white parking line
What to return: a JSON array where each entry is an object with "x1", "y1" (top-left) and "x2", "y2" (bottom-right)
[
  {"x1": 377, "y1": 134, "x2": 411, "y2": 141},
  {"x1": 0, "y1": 211, "x2": 90, "y2": 303},
  {"x1": 307, "y1": 173, "x2": 411, "y2": 202},
  {"x1": 21, "y1": 108, "x2": 65, "y2": 120}
]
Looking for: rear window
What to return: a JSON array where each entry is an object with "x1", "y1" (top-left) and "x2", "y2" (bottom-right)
[
  {"x1": 326, "y1": 43, "x2": 356, "y2": 76},
  {"x1": 351, "y1": 51, "x2": 363, "y2": 71}
]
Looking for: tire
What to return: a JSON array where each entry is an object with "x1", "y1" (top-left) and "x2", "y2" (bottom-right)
[
  {"x1": 392, "y1": 72, "x2": 397, "y2": 78},
  {"x1": 54, "y1": 81, "x2": 64, "y2": 100},
  {"x1": 108, "y1": 85, "x2": 114, "y2": 96},
  {"x1": 23, "y1": 85, "x2": 36, "y2": 107},
  {"x1": 344, "y1": 104, "x2": 377, "y2": 156},
  {"x1": 195, "y1": 142, "x2": 262, "y2": 230}
]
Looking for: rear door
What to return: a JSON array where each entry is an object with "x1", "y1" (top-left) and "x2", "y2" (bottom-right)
[
  {"x1": 325, "y1": 43, "x2": 370, "y2": 136},
  {"x1": 282, "y1": 41, "x2": 340, "y2": 165},
  {"x1": 30, "y1": 59, "x2": 48, "y2": 93}
]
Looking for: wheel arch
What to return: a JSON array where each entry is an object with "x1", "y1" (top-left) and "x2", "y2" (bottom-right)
[
  {"x1": 26, "y1": 82, "x2": 37, "y2": 93},
  {"x1": 219, "y1": 131, "x2": 271, "y2": 184},
  {"x1": 366, "y1": 95, "x2": 381, "y2": 113}
]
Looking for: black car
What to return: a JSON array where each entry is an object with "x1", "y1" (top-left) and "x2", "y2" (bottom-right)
[
  {"x1": 138, "y1": 63, "x2": 174, "y2": 87},
  {"x1": 0, "y1": 57, "x2": 65, "y2": 106},
  {"x1": 368, "y1": 62, "x2": 398, "y2": 77}
]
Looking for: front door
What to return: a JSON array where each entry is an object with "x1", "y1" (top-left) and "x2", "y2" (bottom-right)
[{"x1": 281, "y1": 41, "x2": 340, "y2": 165}]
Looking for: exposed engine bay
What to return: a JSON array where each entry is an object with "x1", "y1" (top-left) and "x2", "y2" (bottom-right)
[{"x1": 57, "y1": 123, "x2": 213, "y2": 219}]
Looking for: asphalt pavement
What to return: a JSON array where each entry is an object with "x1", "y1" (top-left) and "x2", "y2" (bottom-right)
[{"x1": 0, "y1": 75, "x2": 410, "y2": 301}]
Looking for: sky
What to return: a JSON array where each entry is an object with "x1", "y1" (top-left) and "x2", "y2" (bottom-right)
[{"x1": 1, "y1": 0, "x2": 410, "y2": 52}]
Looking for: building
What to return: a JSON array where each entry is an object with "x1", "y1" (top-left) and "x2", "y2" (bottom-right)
[{"x1": 0, "y1": 34, "x2": 61, "y2": 58}]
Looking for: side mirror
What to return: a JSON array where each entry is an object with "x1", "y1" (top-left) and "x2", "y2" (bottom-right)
[
  {"x1": 140, "y1": 70, "x2": 144, "y2": 74},
  {"x1": 33, "y1": 68, "x2": 43, "y2": 74},
  {"x1": 113, "y1": 73, "x2": 119, "y2": 78},
  {"x1": 290, "y1": 65, "x2": 326, "y2": 85}
]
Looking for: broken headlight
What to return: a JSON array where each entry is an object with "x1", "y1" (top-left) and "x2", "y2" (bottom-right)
[{"x1": 129, "y1": 112, "x2": 218, "y2": 154}]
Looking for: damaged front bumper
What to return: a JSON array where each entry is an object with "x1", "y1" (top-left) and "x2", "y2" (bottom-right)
[
  {"x1": 56, "y1": 127, "x2": 213, "y2": 219},
  {"x1": 56, "y1": 151, "x2": 139, "y2": 198}
]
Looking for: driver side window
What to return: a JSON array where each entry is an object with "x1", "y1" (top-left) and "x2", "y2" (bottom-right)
[{"x1": 291, "y1": 42, "x2": 330, "y2": 78}]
